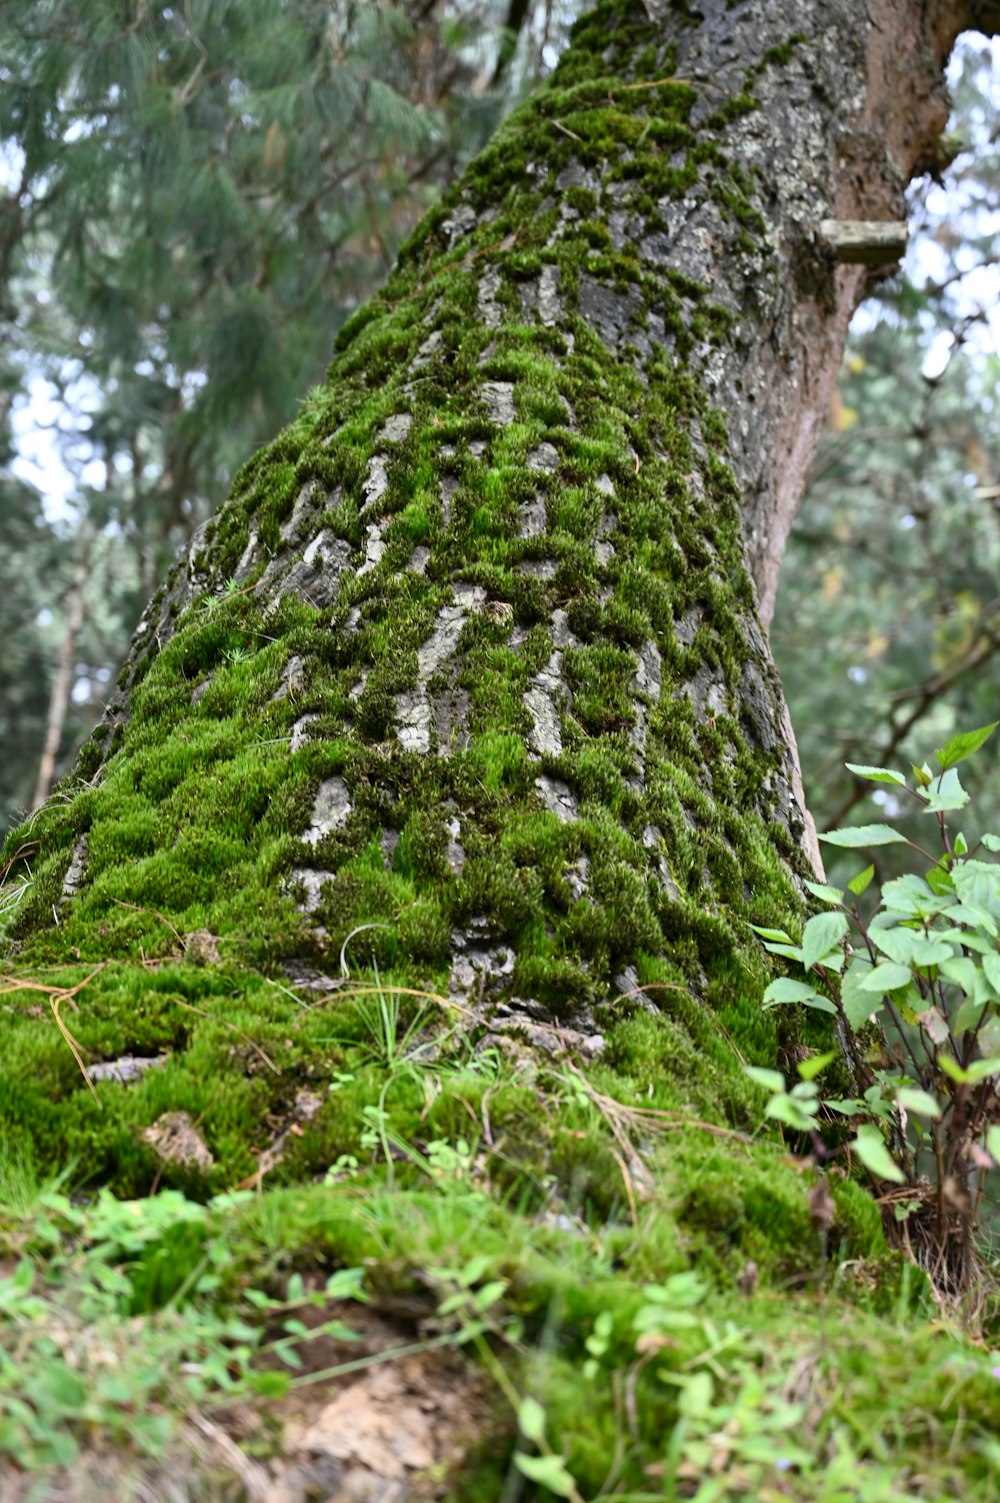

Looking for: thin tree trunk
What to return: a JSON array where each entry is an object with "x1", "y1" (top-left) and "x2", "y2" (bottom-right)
[{"x1": 30, "y1": 527, "x2": 94, "y2": 811}]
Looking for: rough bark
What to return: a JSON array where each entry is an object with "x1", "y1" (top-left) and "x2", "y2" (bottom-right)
[{"x1": 2, "y1": 3, "x2": 997, "y2": 1492}]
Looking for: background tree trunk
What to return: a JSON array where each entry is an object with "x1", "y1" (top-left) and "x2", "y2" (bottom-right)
[{"x1": 30, "y1": 527, "x2": 95, "y2": 813}]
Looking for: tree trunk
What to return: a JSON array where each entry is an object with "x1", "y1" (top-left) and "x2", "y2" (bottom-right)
[
  {"x1": 29, "y1": 526, "x2": 94, "y2": 812},
  {"x1": 3, "y1": 1, "x2": 998, "y2": 1495}
]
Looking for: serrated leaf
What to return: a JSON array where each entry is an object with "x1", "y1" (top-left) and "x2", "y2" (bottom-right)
[
  {"x1": 750, "y1": 925, "x2": 793, "y2": 943},
  {"x1": 923, "y1": 768, "x2": 970, "y2": 813},
  {"x1": 845, "y1": 763, "x2": 907, "y2": 786},
  {"x1": 981, "y1": 834, "x2": 1000, "y2": 853},
  {"x1": 858, "y1": 962, "x2": 912, "y2": 993},
  {"x1": 518, "y1": 1396, "x2": 547, "y2": 1444},
  {"x1": 762, "y1": 978, "x2": 837, "y2": 1014},
  {"x1": 804, "y1": 881, "x2": 845, "y2": 905},
  {"x1": 848, "y1": 864, "x2": 875, "y2": 896},
  {"x1": 935, "y1": 722, "x2": 998, "y2": 772},
  {"x1": 820, "y1": 824, "x2": 907, "y2": 848},
  {"x1": 801, "y1": 910, "x2": 849, "y2": 970},
  {"x1": 842, "y1": 958, "x2": 878, "y2": 1029},
  {"x1": 910, "y1": 938, "x2": 954, "y2": 969},
  {"x1": 852, "y1": 1125, "x2": 905, "y2": 1183},
  {"x1": 871, "y1": 927, "x2": 918, "y2": 965},
  {"x1": 896, "y1": 1087, "x2": 941, "y2": 1118}
]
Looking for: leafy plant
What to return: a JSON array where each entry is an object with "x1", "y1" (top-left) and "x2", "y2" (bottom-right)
[{"x1": 752, "y1": 723, "x2": 1000, "y2": 1298}]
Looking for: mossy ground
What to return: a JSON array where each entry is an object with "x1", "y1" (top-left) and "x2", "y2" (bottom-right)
[{"x1": 3, "y1": 0, "x2": 999, "y2": 1495}]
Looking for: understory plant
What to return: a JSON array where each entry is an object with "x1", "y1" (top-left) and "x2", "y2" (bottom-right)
[{"x1": 752, "y1": 723, "x2": 1000, "y2": 1297}]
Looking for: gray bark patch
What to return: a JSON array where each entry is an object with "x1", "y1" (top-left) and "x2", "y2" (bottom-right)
[
  {"x1": 271, "y1": 655, "x2": 306, "y2": 703},
  {"x1": 481, "y1": 381, "x2": 516, "y2": 426},
  {"x1": 445, "y1": 811, "x2": 465, "y2": 876},
  {"x1": 393, "y1": 591, "x2": 482, "y2": 753},
  {"x1": 518, "y1": 493, "x2": 548, "y2": 539},
  {"x1": 362, "y1": 455, "x2": 389, "y2": 510},
  {"x1": 88, "y1": 1054, "x2": 169, "y2": 1085},
  {"x1": 303, "y1": 778, "x2": 352, "y2": 845},
  {"x1": 278, "y1": 533, "x2": 353, "y2": 609},
  {"x1": 378, "y1": 413, "x2": 412, "y2": 444},
  {"x1": 566, "y1": 854, "x2": 590, "y2": 901},
  {"x1": 356, "y1": 524, "x2": 387, "y2": 577},
  {"x1": 290, "y1": 713, "x2": 320, "y2": 751},
  {"x1": 643, "y1": 824, "x2": 680, "y2": 902},
  {"x1": 290, "y1": 867, "x2": 329, "y2": 914},
  {"x1": 527, "y1": 443, "x2": 559, "y2": 474},
  {"x1": 534, "y1": 774, "x2": 578, "y2": 823},
  {"x1": 477, "y1": 266, "x2": 503, "y2": 329},
  {"x1": 578, "y1": 273, "x2": 642, "y2": 355},
  {"x1": 60, "y1": 835, "x2": 89, "y2": 904}
]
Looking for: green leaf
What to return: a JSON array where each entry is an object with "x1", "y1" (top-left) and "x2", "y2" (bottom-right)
[
  {"x1": 762, "y1": 942, "x2": 806, "y2": 963},
  {"x1": 964, "y1": 1057, "x2": 1000, "y2": 1083},
  {"x1": 247, "y1": 1370, "x2": 291, "y2": 1397},
  {"x1": 852, "y1": 1125, "x2": 905, "y2": 1183},
  {"x1": 678, "y1": 1371, "x2": 714, "y2": 1418},
  {"x1": 981, "y1": 834, "x2": 1000, "y2": 853},
  {"x1": 986, "y1": 1126, "x2": 1000, "y2": 1163},
  {"x1": 766, "y1": 1094, "x2": 819, "y2": 1130},
  {"x1": 934, "y1": 722, "x2": 998, "y2": 771},
  {"x1": 845, "y1": 763, "x2": 907, "y2": 786},
  {"x1": 762, "y1": 978, "x2": 837, "y2": 1015},
  {"x1": 513, "y1": 1453, "x2": 577, "y2": 1497},
  {"x1": 797, "y1": 1049, "x2": 839, "y2": 1082},
  {"x1": 897, "y1": 1087, "x2": 941, "y2": 1119},
  {"x1": 804, "y1": 881, "x2": 845, "y2": 905},
  {"x1": 858, "y1": 962, "x2": 912, "y2": 993},
  {"x1": 848, "y1": 864, "x2": 875, "y2": 896},
  {"x1": 909, "y1": 938, "x2": 955, "y2": 969},
  {"x1": 923, "y1": 768, "x2": 970, "y2": 814},
  {"x1": 842, "y1": 958, "x2": 878, "y2": 1029},
  {"x1": 750, "y1": 925, "x2": 793, "y2": 943},
  {"x1": 801, "y1": 910, "x2": 849, "y2": 970},
  {"x1": 518, "y1": 1397, "x2": 547, "y2": 1444},
  {"x1": 825, "y1": 1098, "x2": 866, "y2": 1116},
  {"x1": 744, "y1": 1066, "x2": 786, "y2": 1093},
  {"x1": 820, "y1": 824, "x2": 907, "y2": 848},
  {"x1": 870, "y1": 927, "x2": 918, "y2": 965}
]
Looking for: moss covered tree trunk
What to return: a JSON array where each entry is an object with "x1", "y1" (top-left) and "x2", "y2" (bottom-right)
[{"x1": 4, "y1": 1, "x2": 1000, "y2": 1494}]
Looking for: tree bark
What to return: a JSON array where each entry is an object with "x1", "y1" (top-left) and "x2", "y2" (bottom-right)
[{"x1": 2, "y1": 2, "x2": 998, "y2": 1492}]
